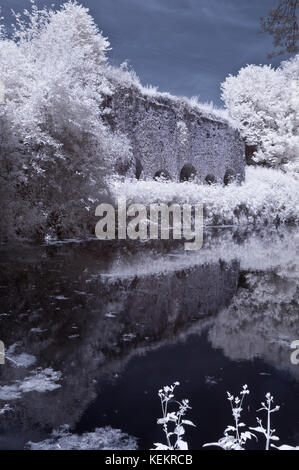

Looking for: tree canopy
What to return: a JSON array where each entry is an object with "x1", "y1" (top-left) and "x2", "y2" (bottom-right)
[{"x1": 260, "y1": 0, "x2": 299, "y2": 57}]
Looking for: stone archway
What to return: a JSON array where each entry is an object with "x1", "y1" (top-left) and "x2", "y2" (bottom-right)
[
  {"x1": 205, "y1": 174, "x2": 217, "y2": 185},
  {"x1": 154, "y1": 170, "x2": 171, "y2": 181},
  {"x1": 180, "y1": 164, "x2": 196, "y2": 182},
  {"x1": 224, "y1": 169, "x2": 236, "y2": 186}
]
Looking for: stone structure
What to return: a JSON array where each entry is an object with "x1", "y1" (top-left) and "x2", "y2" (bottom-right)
[{"x1": 104, "y1": 84, "x2": 246, "y2": 184}]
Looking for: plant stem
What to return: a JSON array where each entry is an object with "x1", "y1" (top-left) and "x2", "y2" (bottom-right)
[{"x1": 266, "y1": 402, "x2": 271, "y2": 451}]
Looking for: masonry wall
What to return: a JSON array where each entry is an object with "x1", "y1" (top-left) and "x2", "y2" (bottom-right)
[{"x1": 104, "y1": 84, "x2": 246, "y2": 184}]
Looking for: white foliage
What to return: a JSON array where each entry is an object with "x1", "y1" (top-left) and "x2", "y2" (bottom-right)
[
  {"x1": 25, "y1": 425, "x2": 138, "y2": 450},
  {"x1": 0, "y1": 1, "x2": 132, "y2": 241},
  {"x1": 0, "y1": 367, "x2": 62, "y2": 400},
  {"x1": 109, "y1": 166, "x2": 299, "y2": 227},
  {"x1": 250, "y1": 393, "x2": 280, "y2": 450},
  {"x1": 152, "y1": 382, "x2": 195, "y2": 451},
  {"x1": 106, "y1": 62, "x2": 235, "y2": 127},
  {"x1": 221, "y1": 56, "x2": 299, "y2": 171},
  {"x1": 204, "y1": 385, "x2": 255, "y2": 451}
]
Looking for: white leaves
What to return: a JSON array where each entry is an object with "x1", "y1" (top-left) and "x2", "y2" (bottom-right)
[
  {"x1": 176, "y1": 440, "x2": 188, "y2": 450},
  {"x1": 224, "y1": 426, "x2": 236, "y2": 433},
  {"x1": 174, "y1": 425, "x2": 185, "y2": 437},
  {"x1": 221, "y1": 59, "x2": 299, "y2": 170},
  {"x1": 204, "y1": 385, "x2": 251, "y2": 451},
  {"x1": 26, "y1": 426, "x2": 138, "y2": 450},
  {"x1": 110, "y1": 167, "x2": 299, "y2": 230},
  {"x1": 272, "y1": 444, "x2": 299, "y2": 451},
  {"x1": 157, "y1": 418, "x2": 168, "y2": 425},
  {"x1": 182, "y1": 420, "x2": 196, "y2": 427},
  {"x1": 254, "y1": 392, "x2": 281, "y2": 450},
  {"x1": 154, "y1": 382, "x2": 195, "y2": 451},
  {"x1": 152, "y1": 443, "x2": 171, "y2": 451},
  {"x1": 250, "y1": 426, "x2": 266, "y2": 435},
  {"x1": 155, "y1": 382, "x2": 296, "y2": 452},
  {"x1": 0, "y1": 0, "x2": 134, "y2": 240},
  {"x1": 167, "y1": 412, "x2": 179, "y2": 422},
  {"x1": 240, "y1": 431, "x2": 257, "y2": 442},
  {"x1": 204, "y1": 436, "x2": 244, "y2": 451}
]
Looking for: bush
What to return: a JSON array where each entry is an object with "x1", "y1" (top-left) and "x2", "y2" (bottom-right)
[{"x1": 0, "y1": 1, "x2": 132, "y2": 241}]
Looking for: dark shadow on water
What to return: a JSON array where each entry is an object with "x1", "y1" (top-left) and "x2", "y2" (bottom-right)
[{"x1": 76, "y1": 332, "x2": 299, "y2": 450}]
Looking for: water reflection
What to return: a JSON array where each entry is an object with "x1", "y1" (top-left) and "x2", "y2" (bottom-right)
[{"x1": 0, "y1": 227, "x2": 298, "y2": 449}]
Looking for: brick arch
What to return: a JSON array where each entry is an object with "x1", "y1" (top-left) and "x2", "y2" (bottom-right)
[
  {"x1": 154, "y1": 170, "x2": 171, "y2": 181},
  {"x1": 224, "y1": 169, "x2": 236, "y2": 186},
  {"x1": 180, "y1": 164, "x2": 197, "y2": 182},
  {"x1": 205, "y1": 174, "x2": 217, "y2": 185}
]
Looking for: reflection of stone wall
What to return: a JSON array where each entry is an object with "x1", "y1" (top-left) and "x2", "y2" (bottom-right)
[
  {"x1": 0, "y1": 242, "x2": 239, "y2": 445},
  {"x1": 104, "y1": 85, "x2": 245, "y2": 183}
]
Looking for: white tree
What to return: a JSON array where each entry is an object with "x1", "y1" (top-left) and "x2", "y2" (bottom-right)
[
  {"x1": 0, "y1": 1, "x2": 132, "y2": 240},
  {"x1": 221, "y1": 55, "x2": 299, "y2": 172}
]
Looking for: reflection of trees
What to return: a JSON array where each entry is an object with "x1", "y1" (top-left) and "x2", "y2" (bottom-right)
[
  {"x1": 0, "y1": 241, "x2": 239, "y2": 444},
  {"x1": 209, "y1": 251, "x2": 299, "y2": 379}
]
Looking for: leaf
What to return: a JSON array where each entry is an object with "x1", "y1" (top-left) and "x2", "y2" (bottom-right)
[
  {"x1": 152, "y1": 443, "x2": 172, "y2": 450},
  {"x1": 157, "y1": 417, "x2": 168, "y2": 424},
  {"x1": 204, "y1": 436, "x2": 244, "y2": 451},
  {"x1": 182, "y1": 420, "x2": 196, "y2": 427},
  {"x1": 203, "y1": 442, "x2": 226, "y2": 449},
  {"x1": 250, "y1": 426, "x2": 266, "y2": 435},
  {"x1": 167, "y1": 412, "x2": 178, "y2": 422},
  {"x1": 241, "y1": 431, "x2": 257, "y2": 442},
  {"x1": 270, "y1": 435, "x2": 280, "y2": 441},
  {"x1": 225, "y1": 426, "x2": 236, "y2": 433},
  {"x1": 174, "y1": 425, "x2": 185, "y2": 436},
  {"x1": 177, "y1": 440, "x2": 188, "y2": 450},
  {"x1": 271, "y1": 444, "x2": 299, "y2": 450}
]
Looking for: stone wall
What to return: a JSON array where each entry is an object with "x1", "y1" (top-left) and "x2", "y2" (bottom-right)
[{"x1": 104, "y1": 84, "x2": 245, "y2": 184}]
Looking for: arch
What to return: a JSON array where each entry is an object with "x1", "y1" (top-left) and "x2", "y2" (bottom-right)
[
  {"x1": 135, "y1": 158, "x2": 143, "y2": 180},
  {"x1": 205, "y1": 174, "x2": 217, "y2": 185},
  {"x1": 224, "y1": 169, "x2": 236, "y2": 186},
  {"x1": 180, "y1": 164, "x2": 196, "y2": 182},
  {"x1": 154, "y1": 170, "x2": 171, "y2": 181}
]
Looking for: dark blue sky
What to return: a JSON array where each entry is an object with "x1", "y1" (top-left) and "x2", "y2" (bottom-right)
[{"x1": 0, "y1": 0, "x2": 290, "y2": 105}]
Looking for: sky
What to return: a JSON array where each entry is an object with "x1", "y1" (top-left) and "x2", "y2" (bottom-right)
[{"x1": 0, "y1": 0, "x2": 291, "y2": 106}]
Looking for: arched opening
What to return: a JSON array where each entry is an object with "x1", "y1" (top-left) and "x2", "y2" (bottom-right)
[
  {"x1": 154, "y1": 170, "x2": 171, "y2": 181},
  {"x1": 135, "y1": 158, "x2": 143, "y2": 180},
  {"x1": 205, "y1": 174, "x2": 217, "y2": 185},
  {"x1": 180, "y1": 164, "x2": 196, "y2": 182},
  {"x1": 245, "y1": 144, "x2": 257, "y2": 166},
  {"x1": 224, "y1": 169, "x2": 236, "y2": 186}
]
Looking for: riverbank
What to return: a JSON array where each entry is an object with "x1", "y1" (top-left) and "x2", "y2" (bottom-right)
[{"x1": 109, "y1": 167, "x2": 299, "y2": 227}]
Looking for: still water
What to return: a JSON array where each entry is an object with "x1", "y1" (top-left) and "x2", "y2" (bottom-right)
[{"x1": 0, "y1": 227, "x2": 299, "y2": 450}]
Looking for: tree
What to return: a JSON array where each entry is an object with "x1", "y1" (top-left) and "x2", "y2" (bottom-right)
[
  {"x1": 260, "y1": 0, "x2": 299, "y2": 57},
  {"x1": 221, "y1": 55, "x2": 299, "y2": 172},
  {"x1": 0, "y1": 1, "x2": 132, "y2": 241}
]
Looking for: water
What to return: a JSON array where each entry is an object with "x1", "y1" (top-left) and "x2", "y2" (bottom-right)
[{"x1": 0, "y1": 227, "x2": 299, "y2": 450}]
